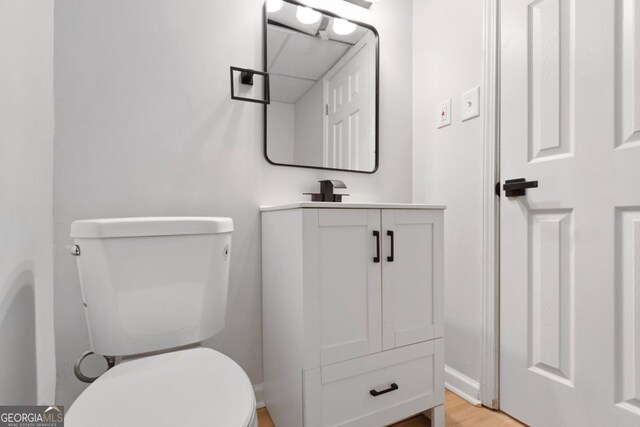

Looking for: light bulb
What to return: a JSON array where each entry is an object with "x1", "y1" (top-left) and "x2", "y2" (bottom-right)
[
  {"x1": 296, "y1": 6, "x2": 321, "y2": 24},
  {"x1": 333, "y1": 18, "x2": 357, "y2": 35},
  {"x1": 266, "y1": 0, "x2": 283, "y2": 13}
]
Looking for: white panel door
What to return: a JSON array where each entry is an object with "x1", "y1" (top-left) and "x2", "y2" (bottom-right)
[
  {"x1": 500, "y1": 0, "x2": 640, "y2": 425},
  {"x1": 317, "y1": 209, "x2": 382, "y2": 366},
  {"x1": 381, "y1": 209, "x2": 443, "y2": 350},
  {"x1": 324, "y1": 34, "x2": 373, "y2": 170}
]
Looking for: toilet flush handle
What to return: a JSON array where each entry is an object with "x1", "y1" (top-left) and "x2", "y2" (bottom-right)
[
  {"x1": 74, "y1": 350, "x2": 116, "y2": 383},
  {"x1": 65, "y1": 244, "x2": 81, "y2": 256}
]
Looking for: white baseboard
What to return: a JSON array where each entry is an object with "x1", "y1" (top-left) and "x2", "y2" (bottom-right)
[
  {"x1": 445, "y1": 365, "x2": 481, "y2": 406},
  {"x1": 254, "y1": 383, "x2": 265, "y2": 409}
]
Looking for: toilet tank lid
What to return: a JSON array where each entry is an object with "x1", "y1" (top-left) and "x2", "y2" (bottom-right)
[{"x1": 71, "y1": 217, "x2": 233, "y2": 238}]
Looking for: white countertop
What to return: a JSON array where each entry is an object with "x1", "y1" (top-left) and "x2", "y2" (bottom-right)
[{"x1": 260, "y1": 202, "x2": 447, "y2": 212}]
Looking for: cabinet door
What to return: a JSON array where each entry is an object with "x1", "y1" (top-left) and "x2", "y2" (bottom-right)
[
  {"x1": 314, "y1": 209, "x2": 382, "y2": 365},
  {"x1": 382, "y1": 209, "x2": 443, "y2": 350}
]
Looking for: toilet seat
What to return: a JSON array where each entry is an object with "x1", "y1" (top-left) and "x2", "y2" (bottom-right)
[{"x1": 66, "y1": 347, "x2": 256, "y2": 427}]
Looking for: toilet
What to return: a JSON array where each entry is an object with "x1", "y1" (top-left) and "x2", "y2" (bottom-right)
[{"x1": 65, "y1": 217, "x2": 257, "y2": 427}]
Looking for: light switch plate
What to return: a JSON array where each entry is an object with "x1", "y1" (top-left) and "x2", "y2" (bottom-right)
[
  {"x1": 461, "y1": 87, "x2": 480, "y2": 121},
  {"x1": 437, "y1": 99, "x2": 451, "y2": 129}
]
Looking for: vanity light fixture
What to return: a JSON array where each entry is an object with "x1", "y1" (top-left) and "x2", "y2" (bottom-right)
[
  {"x1": 344, "y1": 0, "x2": 381, "y2": 9},
  {"x1": 332, "y1": 18, "x2": 357, "y2": 35},
  {"x1": 266, "y1": 0, "x2": 283, "y2": 12},
  {"x1": 296, "y1": 6, "x2": 321, "y2": 24}
]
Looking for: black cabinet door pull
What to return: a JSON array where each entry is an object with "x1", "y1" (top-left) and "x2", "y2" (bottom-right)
[
  {"x1": 373, "y1": 231, "x2": 381, "y2": 263},
  {"x1": 387, "y1": 230, "x2": 395, "y2": 262},
  {"x1": 370, "y1": 383, "x2": 399, "y2": 397}
]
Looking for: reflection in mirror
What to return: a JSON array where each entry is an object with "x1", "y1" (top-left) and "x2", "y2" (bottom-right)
[{"x1": 264, "y1": 0, "x2": 378, "y2": 172}]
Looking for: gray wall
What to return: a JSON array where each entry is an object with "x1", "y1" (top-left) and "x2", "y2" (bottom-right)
[
  {"x1": 53, "y1": 0, "x2": 414, "y2": 406},
  {"x1": 412, "y1": 0, "x2": 486, "y2": 398},
  {"x1": 0, "y1": 0, "x2": 55, "y2": 405},
  {"x1": 267, "y1": 101, "x2": 295, "y2": 164},
  {"x1": 294, "y1": 80, "x2": 324, "y2": 165}
]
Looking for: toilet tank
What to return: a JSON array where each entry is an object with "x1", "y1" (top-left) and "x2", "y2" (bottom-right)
[{"x1": 70, "y1": 217, "x2": 233, "y2": 356}]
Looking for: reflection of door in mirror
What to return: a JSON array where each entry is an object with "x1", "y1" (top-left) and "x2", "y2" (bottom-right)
[
  {"x1": 265, "y1": 1, "x2": 377, "y2": 172},
  {"x1": 324, "y1": 32, "x2": 375, "y2": 170}
]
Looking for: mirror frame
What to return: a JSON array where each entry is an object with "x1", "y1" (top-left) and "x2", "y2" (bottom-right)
[{"x1": 262, "y1": 0, "x2": 380, "y2": 173}]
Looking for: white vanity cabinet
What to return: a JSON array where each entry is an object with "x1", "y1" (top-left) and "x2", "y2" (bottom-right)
[{"x1": 261, "y1": 203, "x2": 445, "y2": 427}]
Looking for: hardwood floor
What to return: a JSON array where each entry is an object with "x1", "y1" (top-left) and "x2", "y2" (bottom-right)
[{"x1": 257, "y1": 390, "x2": 526, "y2": 427}]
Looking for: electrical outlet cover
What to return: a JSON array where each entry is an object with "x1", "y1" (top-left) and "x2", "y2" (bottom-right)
[
  {"x1": 437, "y1": 99, "x2": 451, "y2": 129},
  {"x1": 461, "y1": 86, "x2": 480, "y2": 121}
]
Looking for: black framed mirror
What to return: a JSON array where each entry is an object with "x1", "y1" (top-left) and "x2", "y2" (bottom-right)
[{"x1": 263, "y1": 0, "x2": 379, "y2": 173}]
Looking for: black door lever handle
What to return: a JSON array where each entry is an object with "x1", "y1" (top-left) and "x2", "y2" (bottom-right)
[{"x1": 503, "y1": 178, "x2": 538, "y2": 197}]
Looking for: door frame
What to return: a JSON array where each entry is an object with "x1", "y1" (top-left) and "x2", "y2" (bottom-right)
[{"x1": 480, "y1": 0, "x2": 500, "y2": 410}]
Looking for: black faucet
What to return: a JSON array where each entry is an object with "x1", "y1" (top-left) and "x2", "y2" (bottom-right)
[{"x1": 304, "y1": 180, "x2": 349, "y2": 202}]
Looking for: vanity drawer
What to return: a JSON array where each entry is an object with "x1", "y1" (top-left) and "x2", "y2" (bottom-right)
[{"x1": 303, "y1": 339, "x2": 444, "y2": 427}]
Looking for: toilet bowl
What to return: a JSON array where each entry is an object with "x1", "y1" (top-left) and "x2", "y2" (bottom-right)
[{"x1": 65, "y1": 217, "x2": 256, "y2": 426}]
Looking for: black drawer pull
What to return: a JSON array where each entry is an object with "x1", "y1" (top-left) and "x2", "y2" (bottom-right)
[
  {"x1": 369, "y1": 383, "x2": 399, "y2": 397},
  {"x1": 373, "y1": 230, "x2": 381, "y2": 263}
]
